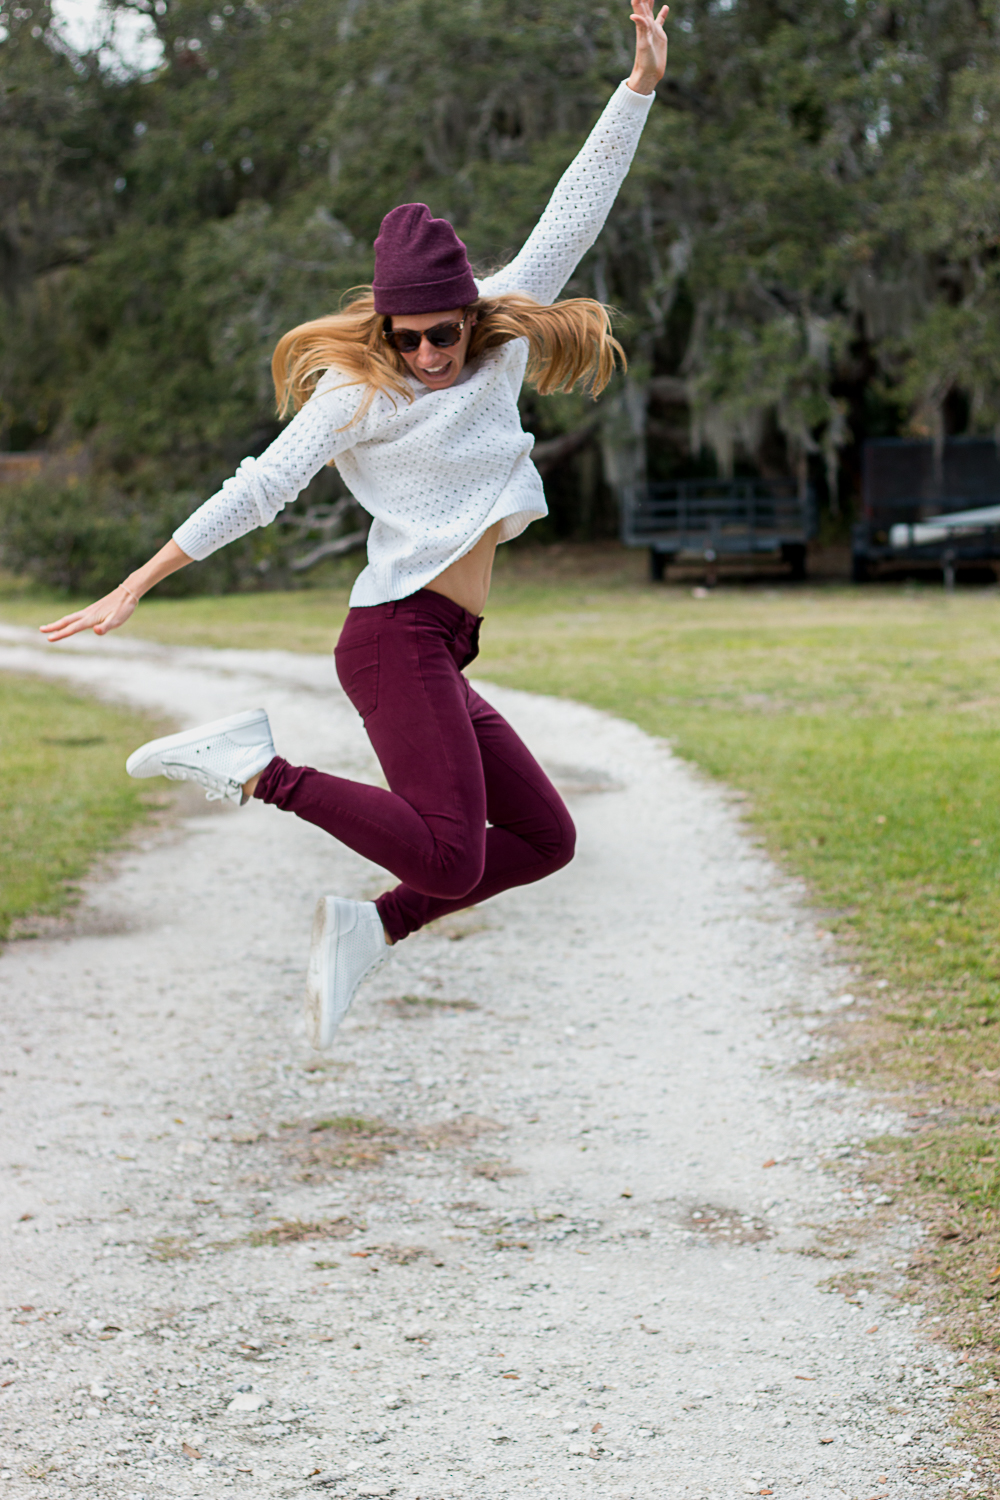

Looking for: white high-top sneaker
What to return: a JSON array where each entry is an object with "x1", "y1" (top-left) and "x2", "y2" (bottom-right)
[
  {"x1": 125, "y1": 708, "x2": 275, "y2": 806},
  {"x1": 305, "y1": 897, "x2": 390, "y2": 1049}
]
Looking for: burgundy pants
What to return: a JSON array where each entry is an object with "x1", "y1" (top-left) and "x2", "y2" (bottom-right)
[{"x1": 254, "y1": 589, "x2": 575, "y2": 942}]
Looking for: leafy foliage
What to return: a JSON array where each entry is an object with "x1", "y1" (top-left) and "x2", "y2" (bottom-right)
[{"x1": 1, "y1": 0, "x2": 998, "y2": 575}]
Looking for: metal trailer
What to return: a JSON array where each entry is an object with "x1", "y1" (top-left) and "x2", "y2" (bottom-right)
[
  {"x1": 620, "y1": 477, "x2": 817, "y2": 582},
  {"x1": 852, "y1": 438, "x2": 1000, "y2": 583}
]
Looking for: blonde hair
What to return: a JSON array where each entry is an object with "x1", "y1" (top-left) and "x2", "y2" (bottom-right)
[{"x1": 271, "y1": 287, "x2": 625, "y2": 422}]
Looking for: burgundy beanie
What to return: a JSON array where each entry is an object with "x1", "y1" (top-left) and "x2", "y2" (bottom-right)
[{"x1": 372, "y1": 203, "x2": 478, "y2": 316}]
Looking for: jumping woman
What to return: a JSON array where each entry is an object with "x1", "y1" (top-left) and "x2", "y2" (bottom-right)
[{"x1": 41, "y1": 0, "x2": 668, "y2": 1049}]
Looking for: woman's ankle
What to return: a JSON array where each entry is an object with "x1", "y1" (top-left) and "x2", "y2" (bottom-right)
[{"x1": 242, "y1": 771, "x2": 263, "y2": 799}]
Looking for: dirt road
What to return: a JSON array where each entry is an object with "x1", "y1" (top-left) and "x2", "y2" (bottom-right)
[{"x1": 0, "y1": 624, "x2": 976, "y2": 1499}]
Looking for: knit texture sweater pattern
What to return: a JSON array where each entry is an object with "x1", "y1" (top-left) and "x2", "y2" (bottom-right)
[{"x1": 172, "y1": 81, "x2": 655, "y2": 607}]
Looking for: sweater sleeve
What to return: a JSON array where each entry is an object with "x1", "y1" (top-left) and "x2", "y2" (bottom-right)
[
  {"x1": 172, "y1": 373, "x2": 368, "y2": 562},
  {"x1": 475, "y1": 80, "x2": 655, "y2": 307}
]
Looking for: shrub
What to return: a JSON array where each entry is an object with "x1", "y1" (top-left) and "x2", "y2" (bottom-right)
[{"x1": 0, "y1": 473, "x2": 364, "y2": 595}]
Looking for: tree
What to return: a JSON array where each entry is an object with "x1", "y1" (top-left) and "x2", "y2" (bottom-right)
[{"x1": 2, "y1": 0, "x2": 999, "y2": 582}]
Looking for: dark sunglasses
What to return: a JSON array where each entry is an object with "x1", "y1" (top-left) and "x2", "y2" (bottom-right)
[{"x1": 382, "y1": 316, "x2": 468, "y2": 354}]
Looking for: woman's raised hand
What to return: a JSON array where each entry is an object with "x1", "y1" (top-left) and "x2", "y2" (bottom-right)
[
  {"x1": 627, "y1": 0, "x2": 668, "y2": 94},
  {"x1": 39, "y1": 584, "x2": 140, "y2": 643}
]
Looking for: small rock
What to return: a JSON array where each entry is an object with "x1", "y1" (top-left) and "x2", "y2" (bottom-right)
[
  {"x1": 893, "y1": 1431, "x2": 913, "y2": 1446},
  {"x1": 873, "y1": 1194, "x2": 894, "y2": 1206},
  {"x1": 228, "y1": 1391, "x2": 266, "y2": 1412},
  {"x1": 89, "y1": 1383, "x2": 109, "y2": 1399},
  {"x1": 382, "y1": 1393, "x2": 405, "y2": 1410},
  {"x1": 84, "y1": 1406, "x2": 100, "y2": 1419}
]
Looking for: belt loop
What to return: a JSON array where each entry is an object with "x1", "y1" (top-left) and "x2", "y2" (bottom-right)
[{"x1": 385, "y1": 601, "x2": 396, "y2": 619}]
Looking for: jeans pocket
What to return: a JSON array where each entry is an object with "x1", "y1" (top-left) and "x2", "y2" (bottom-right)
[{"x1": 335, "y1": 637, "x2": 379, "y2": 720}]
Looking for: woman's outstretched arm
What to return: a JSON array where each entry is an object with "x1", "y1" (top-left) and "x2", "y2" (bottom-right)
[
  {"x1": 39, "y1": 538, "x2": 192, "y2": 643},
  {"x1": 476, "y1": 0, "x2": 668, "y2": 307},
  {"x1": 39, "y1": 373, "x2": 367, "y2": 644}
]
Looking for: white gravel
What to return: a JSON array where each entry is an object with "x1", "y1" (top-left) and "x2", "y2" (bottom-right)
[{"x1": 0, "y1": 623, "x2": 979, "y2": 1500}]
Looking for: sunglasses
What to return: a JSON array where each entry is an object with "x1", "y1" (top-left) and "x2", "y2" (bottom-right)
[{"x1": 382, "y1": 316, "x2": 468, "y2": 354}]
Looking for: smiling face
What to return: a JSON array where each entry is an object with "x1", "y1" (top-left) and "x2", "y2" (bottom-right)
[{"x1": 385, "y1": 307, "x2": 476, "y2": 390}]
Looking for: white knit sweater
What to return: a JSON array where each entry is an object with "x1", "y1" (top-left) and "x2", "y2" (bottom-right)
[{"x1": 173, "y1": 81, "x2": 655, "y2": 606}]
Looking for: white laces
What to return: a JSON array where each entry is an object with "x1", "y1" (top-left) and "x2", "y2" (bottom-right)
[{"x1": 162, "y1": 763, "x2": 240, "y2": 804}]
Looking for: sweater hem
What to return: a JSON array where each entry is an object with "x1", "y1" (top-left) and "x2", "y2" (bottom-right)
[{"x1": 347, "y1": 501, "x2": 546, "y2": 609}]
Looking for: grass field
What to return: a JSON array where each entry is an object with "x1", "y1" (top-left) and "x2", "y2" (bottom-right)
[
  {"x1": 3, "y1": 549, "x2": 999, "y2": 1393},
  {"x1": 0, "y1": 672, "x2": 168, "y2": 943}
]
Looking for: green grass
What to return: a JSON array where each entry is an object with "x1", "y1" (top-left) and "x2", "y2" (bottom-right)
[
  {"x1": 0, "y1": 672, "x2": 168, "y2": 942},
  {"x1": 3, "y1": 546, "x2": 999, "y2": 1382}
]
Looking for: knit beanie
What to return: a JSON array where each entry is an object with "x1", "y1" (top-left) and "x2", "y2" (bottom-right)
[{"x1": 372, "y1": 203, "x2": 478, "y2": 316}]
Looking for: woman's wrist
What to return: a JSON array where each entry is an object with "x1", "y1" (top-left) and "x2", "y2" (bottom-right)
[
  {"x1": 626, "y1": 70, "x2": 659, "y2": 95},
  {"x1": 120, "y1": 540, "x2": 193, "y2": 602}
]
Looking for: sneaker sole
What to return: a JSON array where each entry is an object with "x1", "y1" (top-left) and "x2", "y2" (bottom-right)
[
  {"x1": 305, "y1": 897, "x2": 388, "y2": 1051},
  {"x1": 305, "y1": 895, "x2": 338, "y2": 1050},
  {"x1": 125, "y1": 708, "x2": 270, "y2": 779}
]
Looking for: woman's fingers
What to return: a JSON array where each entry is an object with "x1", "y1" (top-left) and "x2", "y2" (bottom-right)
[
  {"x1": 632, "y1": 0, "x2": 668, "y2": 22},
  {"x1": 40, "y1": 616, "x2": 97, "y2": 643},
  {"x1": 630, "y1": 0, "x2": 668, "y2": 38},
  {"x1": 38, "y1": 613, "x2": 96, "y2": 642},
  {"x1": 39, "y1": 586, "x2": 137, "y2": 643},
  {"x1": 39, "y1": 611, "x2": 85, "y2": 633},
  {"x1": 632, "y1": 1, "x2": 668, "y2": 27}
]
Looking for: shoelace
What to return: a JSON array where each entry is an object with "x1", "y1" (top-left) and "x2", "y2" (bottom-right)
[{"x1": 162, "y1": 763, "x2": 239, "y2": 803}]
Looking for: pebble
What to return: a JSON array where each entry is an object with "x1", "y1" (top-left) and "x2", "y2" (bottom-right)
[{"x1": 228, "y1": 1392, "x2": 266, "y2": 1412}]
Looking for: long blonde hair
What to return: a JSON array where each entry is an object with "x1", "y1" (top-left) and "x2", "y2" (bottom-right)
[{"x1": 271, "y1": 287, "x2": 625, "y2": 422}]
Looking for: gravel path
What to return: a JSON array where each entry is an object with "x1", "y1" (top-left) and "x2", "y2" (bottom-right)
[{"x1": 0, "y1": 624, "x2": 977, "y2": 1500}]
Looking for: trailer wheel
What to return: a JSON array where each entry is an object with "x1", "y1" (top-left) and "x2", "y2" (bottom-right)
[
  {"x1": 649, "y1": 549, "x2": 673, "y2": 583},
  {"x1": 781, "y1": 543, "x2": 807, "y2": 581},
  {"x1": 851, "y1": 551, "x2": 871, "y2": 583}
]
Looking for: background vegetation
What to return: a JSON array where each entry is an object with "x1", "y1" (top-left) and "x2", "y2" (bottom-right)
[
  {"x1": 0, "y1": 670, "x2": 167, "y2": 940},
  {"x1": 3, "y1": 0, "x2": 1000, "y2": 587}
]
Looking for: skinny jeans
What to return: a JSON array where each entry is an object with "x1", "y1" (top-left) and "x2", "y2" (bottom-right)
[{"x1": 253, "y1": 589, "x2": 576, "y2": 942}]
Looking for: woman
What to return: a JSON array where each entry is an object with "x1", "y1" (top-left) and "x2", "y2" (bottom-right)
[{"x1": 41, "y1": 1, "x2": 668, "y2": 1049}]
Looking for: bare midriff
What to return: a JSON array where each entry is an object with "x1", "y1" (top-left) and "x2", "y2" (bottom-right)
[{"x1": 424, "y1": 521, "x2": 502, "y2": 617}]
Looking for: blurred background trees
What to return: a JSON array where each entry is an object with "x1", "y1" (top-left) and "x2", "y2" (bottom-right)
[{"x1": 2, "y1": 0, "x2": 999, "y2": 589}]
